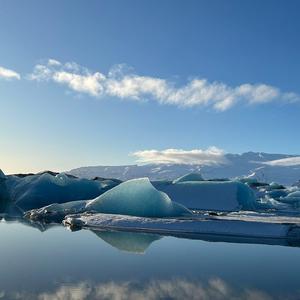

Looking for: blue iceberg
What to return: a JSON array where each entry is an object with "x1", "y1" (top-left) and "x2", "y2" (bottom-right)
[
  {"x1": 26, "y1": 177, "x2": 192, "y2": 220},
  {"x1": 279, "y1": 191, "x2": 300, "y2": 206},
  {"x1": 8, "y1": 172, "x2": 117, "y2": 211},
  {"x1": 86, "y1": 178, "x2": 192, "y2": 217},
  {"x1": 0, "y1": 170, "x2": 10, "y2": 211},
  {"x1": 157, "y1": 174, "x2": 257, "y2": 211}
]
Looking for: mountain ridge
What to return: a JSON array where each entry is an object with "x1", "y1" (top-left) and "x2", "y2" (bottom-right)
[{"x1": 67, "y1": 152, "x2": 300, "y2": 185}]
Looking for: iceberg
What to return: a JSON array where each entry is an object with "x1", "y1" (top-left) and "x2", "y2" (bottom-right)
[
  {"x1": 25, "y1": 200, "x2": 88, "y2": 222},
  {"x1": 268, "y1": 182, "x2": 286, "y2": 190},
  {"x1": 86, "y1": 178, "x2": 192, "y2": 218},
  {"x1": 8, "y1": 172, "x2": 117, "y2": 211},
  {"x1": 157, "y1": 175, "x2": 257, "y2": 211},
  {"x1": 287, "y1": 191, "x2": 300, "y2": 198},
  {"x1": 279, "y1": 191, "x2": 300, "y2": 206},
  {"x1": 173, "y1": 172, "x2": 204, "y2": 183},
  {"x1": 25, "y1": 178, "x2": 192, "y2": 220},
  {"x1": 266, "y1": 189, "x2": 289, "y2": 199},
  {"x1": 0, "y1": 169, "x2": 10, "y2": 212}
]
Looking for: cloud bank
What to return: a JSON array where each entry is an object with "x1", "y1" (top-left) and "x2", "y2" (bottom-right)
[
  {"x1": 262, "y1": 156, "x2": 300, "y2": 167},
  {"x1": 132, "y1": 147, "x2": 228, "y2": 165},
  {"x1": 29, "y1": 59, "x2": 300, "y2": 111},
  {"x1": 0, "y1": 66, "x2": 20, "y2": 80}
]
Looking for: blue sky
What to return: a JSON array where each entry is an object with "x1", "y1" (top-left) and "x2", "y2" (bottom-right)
[{"x1": 1, "y1": 0, "x2": 300, "y2": 173}]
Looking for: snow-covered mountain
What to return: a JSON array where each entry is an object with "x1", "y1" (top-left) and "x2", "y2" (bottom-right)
[{"x1": 68, "y1": 152, "x2": 300, "y2": 185}]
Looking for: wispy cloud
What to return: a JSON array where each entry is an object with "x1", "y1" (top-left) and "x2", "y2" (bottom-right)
[
  {"x1": 132, "y1": 147, "x2": 228, "y2": 165},
  {"x1": 0, "y1": 66, "x2": 21, "y2": 80},
  {"x1": 29, "y1": 59, "x2": 300, "y2": 111}
]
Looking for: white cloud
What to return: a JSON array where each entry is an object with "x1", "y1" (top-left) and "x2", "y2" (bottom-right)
[
  {"x1": 29, "y1": 59, "x2": 300, "y2": 111},
  {"x1": 262, "y1": 156, "x2": 300, "y2": 167},
  {"x1": 132, "y1": 147, "x2": 228, "y2": 165},
  {"x1": 52, "y1": 71, "x2": 105, "y2": 96},
  {"x1": 0, "y1": 66, "x2": 20, "y2": 80},
  {"x1": 47, "y1": 59, "x2": 61, "y2": 66},
  {"x1": 1, "y1": 278, "x2": 277, "y2": 300}
]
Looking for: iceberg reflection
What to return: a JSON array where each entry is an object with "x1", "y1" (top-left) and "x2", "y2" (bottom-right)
[{"x1": 92, "y1": 230, "x2": 161, "y2": 254}]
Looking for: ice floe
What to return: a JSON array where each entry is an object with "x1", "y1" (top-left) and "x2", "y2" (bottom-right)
[{"x1": 63, "y1": 212, "x2": 300, "y2": 240}]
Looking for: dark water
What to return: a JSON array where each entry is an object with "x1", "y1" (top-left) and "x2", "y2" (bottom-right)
[{"x1": 1, "y1": 219, "x2": 300, "y2": 300}]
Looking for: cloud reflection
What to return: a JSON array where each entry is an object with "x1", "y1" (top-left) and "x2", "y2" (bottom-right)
[{"x1": 1, "y1": 277, "x2": 293, "y2": 300}]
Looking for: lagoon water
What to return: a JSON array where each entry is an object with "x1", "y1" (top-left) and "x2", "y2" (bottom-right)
[{"x1": 1, "y1": 220, "x2": 300, "y2": 299}]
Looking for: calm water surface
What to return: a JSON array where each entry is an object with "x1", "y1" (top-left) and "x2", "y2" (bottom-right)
[{"x1": 1, "y1": 219, "x2": 300, "y2": 299}]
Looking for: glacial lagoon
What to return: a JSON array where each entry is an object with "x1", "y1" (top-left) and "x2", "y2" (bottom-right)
[{"x1": 1, "y1": 219, "x2": 300, "y2": 300}]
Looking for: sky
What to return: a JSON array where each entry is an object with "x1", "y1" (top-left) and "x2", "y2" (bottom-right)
[{"x1": 1, "y1": 0, "x2": 300, "y2": 174}]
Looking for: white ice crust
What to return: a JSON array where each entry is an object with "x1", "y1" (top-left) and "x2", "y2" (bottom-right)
[{"x1": 64, "y1": 213, "x2": 298, "y2": 239}]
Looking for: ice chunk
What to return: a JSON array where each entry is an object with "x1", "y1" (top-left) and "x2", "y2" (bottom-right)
[
  {"x1": 64, "y1": 213, "x2": 298, "y2": 240},
  {"x1": 0, "y1": 169, "x2": 10, "y2": 212},
  {"x1": 279, "y1": 191, "x2": 300, "y2": 206},
  {"x1": 268, "y1": 182, "x2": 285, "y2": 190},
  {"x1": 26, "y1": 178, "x2": 192, "y2": 220},
  {"x1": 157, "y1": 180, "x2": 257, "y2": 211},
  {"x1": 238, "y1": 177, "x2": 268, "y2": 188},
  {"x1": 173, "y1": 172, "x2": 204, "y2": 184},
  {"x1": 10, "y1": 172, "x2": 113, "y2": 211},
  {"x1": 0, "y1": 169, "x2": 5, "y2": 179},
  {"x1": 266, "y1": 189, "x2": 289, "y2": 199},
  {"x1": 86, "y1": 178, "x2": 192, "y2": 218},
  {"x1": 287, "y1": 191, "x2": 300, "y2": 198},
  {"x1": 25, "y1": 200, "x2": 88, "y2": 222},
  {"x1": 239, "y1": 177, "x2": 258, "y2": 185}
]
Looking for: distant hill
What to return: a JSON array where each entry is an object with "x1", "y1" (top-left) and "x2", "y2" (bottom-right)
[{"x1": 68, "y1": 152, "x2": 300, "y2": 185}]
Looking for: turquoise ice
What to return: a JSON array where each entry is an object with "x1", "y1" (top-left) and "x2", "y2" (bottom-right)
[{"x1": 86, "y1": 178, "x2": 192, "y2": 217}]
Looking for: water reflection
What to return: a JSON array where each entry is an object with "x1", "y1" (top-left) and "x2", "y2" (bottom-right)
[
  {"x1": 92, "y1": 230, "x2": 161, "y2": 254},
  {"x1": 1, "y1": 219, "x2": 300, "y2": 299},
  {"x1": 0, "y1": 212, "x2": 59, "y2": 232},
  {"x1": 2, "y1": 212, "x2": 300, "y2": 249},
  {"x1": 0, "y1": 277, "x2": 294, "y2": 300}
]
